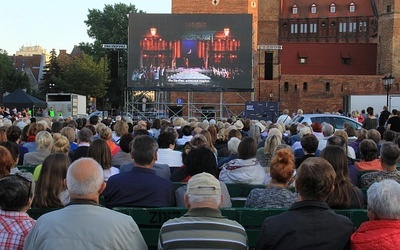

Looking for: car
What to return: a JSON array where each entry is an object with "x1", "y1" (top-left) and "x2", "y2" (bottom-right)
[
  {"x1": 88, "y1": 110, "x2": 109, "y2": 120},
  {"x1": 290, "y1": 114, "x2": 362, "y2": 131}
]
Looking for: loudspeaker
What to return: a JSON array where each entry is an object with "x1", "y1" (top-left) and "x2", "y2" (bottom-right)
[
  {"x1": 110, "y1": 51, "x2": 119, "y2": 78},
  {"x1": 265, "y1": 52, "x2": 273, "y2": 80}
]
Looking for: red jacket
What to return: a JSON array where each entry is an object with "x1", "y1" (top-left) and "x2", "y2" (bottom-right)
[{"x1": 351, "y1": 220, "x2": 400, "y2": 250}]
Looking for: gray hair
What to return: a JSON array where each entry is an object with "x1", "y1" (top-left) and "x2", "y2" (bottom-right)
[
  {"x1": 130, "y1": 135, "x2": 158, "y2": 165},
  {"x1": 380, "y1": 142, "x2": 400, "y2": 167},
  {"x1": 77, "y1": 128, "x2": 93, "y2": 142},
  {"x1": 187, "y1": 194, "x2": 222, "y2": 207},
  {"x1": 66, "y1": 158, "x2": 103, "y2": 196},
  {"x1": 227, "y1": 137, "x2": 241, "y2": 154},
  {"x1": 322, "y1": 123, "x2": 334, "y2": 137},
  {"x1": 368, "y1": 179, "x2": 400, "y2": 220}
]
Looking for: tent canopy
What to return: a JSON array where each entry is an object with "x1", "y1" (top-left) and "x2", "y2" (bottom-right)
[{"x1": 3, "y1": 89, "x2": 47, "y2": 110}]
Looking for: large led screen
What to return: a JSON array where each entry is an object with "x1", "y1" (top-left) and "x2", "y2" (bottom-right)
[{"x1": 128, "y1": 14, "x2": 253, "y2": 91}]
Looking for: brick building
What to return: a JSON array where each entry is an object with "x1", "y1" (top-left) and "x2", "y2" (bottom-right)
[{"x1": 158, "y1": 0, "x2": 400, "y2": 117}]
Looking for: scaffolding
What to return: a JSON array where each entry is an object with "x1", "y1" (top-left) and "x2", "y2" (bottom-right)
[{"x1": 124, "y1": 90, "x2": 252, "y2": 121}]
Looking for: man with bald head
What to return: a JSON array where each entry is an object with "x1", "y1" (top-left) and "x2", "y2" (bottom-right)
[{"x1": 24, "y1": 158, "x2": 147, "y2": 250}]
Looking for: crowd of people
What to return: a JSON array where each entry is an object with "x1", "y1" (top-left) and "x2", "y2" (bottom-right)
[{"x1": 0, "y1": 105, "x2": 400, "y2": 249}]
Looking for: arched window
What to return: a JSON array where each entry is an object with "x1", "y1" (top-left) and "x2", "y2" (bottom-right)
[
  {"x1": 292, "y1": 4, "x2": 298, "y2": 14},
  {"x1": 311, "y1": 4, "x2": 317, "y2": 14},
  {"x1": 330, "y1": 3, "x2": 336, "y2": 13},
  {"x1": 325, "y1": 82, "x2": 331, "y2": 92},
  {"x1": 303, "y1": 82, "x2": 308, "y2": 91},
  {"x1": 349, "y1": 2, "x2": 355, "y2": 12},
  {"x1": 284, "y1": 82, "x2": 289, "y2": 92},
  {"x1": 294, "y1": 84, "x2": 298, "y2": 92}
]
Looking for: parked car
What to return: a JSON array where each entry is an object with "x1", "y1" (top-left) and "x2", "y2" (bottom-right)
[
  {"x1": 88, "y1": 110, "x2": 109, "y2": 120},
  {"x1": 290, "y1": 114, "x2": 362, "y2": 131}
]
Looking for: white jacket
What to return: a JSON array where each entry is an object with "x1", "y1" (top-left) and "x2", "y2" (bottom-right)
[{"x1": 219, "y1": 158, "x2": 265, "y2": 184}]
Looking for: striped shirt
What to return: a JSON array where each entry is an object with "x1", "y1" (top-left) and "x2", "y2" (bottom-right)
[
  {"x1": 0, "y1": 210, "x2": 35, "y2": 250},
  {"x1": 158, "y1": 207, "x2": 248, "y2": 249}
]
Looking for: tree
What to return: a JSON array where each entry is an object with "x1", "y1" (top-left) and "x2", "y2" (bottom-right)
[
  {"x1": 0, "y1": 49, "x2": 31, "y2": 93},
  {"x1": 80, "y1": 3, "x2": 143, "y2": 109},
  {"x1": 40, "y1": 49, "x2": 63, "y2": 96},
  {"x1": 62, "y1": 53, "x2": 108, "y2": 98}
]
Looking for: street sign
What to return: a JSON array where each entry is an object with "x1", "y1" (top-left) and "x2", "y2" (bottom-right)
[
  {"x1": 102, "y1": 44, "x2": 127, "y2": 49},
  {"x1": 258, "y1": 44, "x2": 283, "y2": 50}
]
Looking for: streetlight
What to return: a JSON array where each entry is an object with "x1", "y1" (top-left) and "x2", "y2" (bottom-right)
[{"x1": 382, "y1": 74, "x2": 395, "y2": 107}]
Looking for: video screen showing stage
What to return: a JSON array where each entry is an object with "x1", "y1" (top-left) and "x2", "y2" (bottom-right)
[{"x1": 128, "y1": 14, "x2": 253, "y2": 92}]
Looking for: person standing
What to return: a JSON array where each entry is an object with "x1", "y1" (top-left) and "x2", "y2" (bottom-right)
[
  {"x1": 386, "y1": 109, "x2": 400, "y2": 133},
  {"x1": 362, "y1": 107, "x2": 378, "y2": 130},
  {"x1": 158, "y1": 172, "x2": 248, "y2": 249},
  {"x1": 379, "y1": 106, "x2": 391, "y2": 128},
  {"x1": 276, "y1": 109, "x2": 292, "y2": 126},
  {"x1": 24, "y1": 158, "x2": 147, "y2": 250}
]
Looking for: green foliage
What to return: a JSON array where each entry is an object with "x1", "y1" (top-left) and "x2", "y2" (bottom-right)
[
  {"x1": 62, "y1": 53, "x2": 108, "y2": 98},
  {"x1": 40, "y1": 49, "x2": 63, "y2": 95},
  {"x1": 0, "y1": 49, "x2": 31, "y2": 93}
]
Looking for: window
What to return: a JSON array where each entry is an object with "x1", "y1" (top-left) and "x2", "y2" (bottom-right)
[
  {"x1": 349, "y1": 22, "x2": 357, "y2": 32},
  {"x1": 298, "y1": 52, "x2": 307, "y2": 64},
  {"x1": 349, "y1": 2, "x2": 355, "y2": 12},
  {"x1": 330, "y1": 3, "x2": 336, "y2": 13},
  {"x1": 325, "y1": 82, "x2": 330, "y2": 92},
  {"x1": 339, "y1": 22, "x2": 347, "y2": 32},
  {"x1": 387, "y1": 5, "x2": 391, "y2": 13},
  {"x1": 303, "y1": 82, "x2": 308, "y2": 91},
  {"x1": 341, "y1": 85, "x2": 344, "y2": 92},
  {"x1": 291, "y1": 23, "x2": 298, "y2": 33},
  {"x1": 359, "y1": 21, "x2": 367, "y2": 32},
  {"x1": 284, "y1": 82, "x2": 289, "y2": 92},
  {"x1": 309, "y1": 23, "x2": 317, "y2": 33},
  {"x1": 293, "y1": 4, "x2": 298, "y2": 14},
  {"x1": 300, "y1": 23, "x2": 307, "y2": 33},
  {"x1": 311, "y1": 4, "x2": 317, "y2": 14},
  {"x1": 294, "y1": 84, "x2": 298, "y2": 92}
]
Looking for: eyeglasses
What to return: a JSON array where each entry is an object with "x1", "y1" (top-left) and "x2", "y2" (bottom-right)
[{"x1": 0, "y1": 172, "x2": 33, "y2": 205}]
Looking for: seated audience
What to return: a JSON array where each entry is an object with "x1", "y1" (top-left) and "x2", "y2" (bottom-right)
[
  {"x1": 246, "y1": 148, "x2": 297, "y2": 208},
  {"x1": 111, "y1": 120, "x2": 128, "y2": 145},
  {"x1": 6, "y1": 126, "x2": 28, "y2": 165},
  {"x1": 103, "y1": 135, "x2": 175, "y2": 208},
  {"x1": 219, "y1": 137, "x2": 265, "y2": 184},
  {"x1": 176, "y1": 125, "x2": 193, "y2": 146},
  {"x1": 0, "y1": 172, "x2": 35, "y2": 249},
  {"x1": 111, "y1": 133, "x2": 134, "y2": 167},
  {"x1": 70, "y1": 127, "x2": 93, "y2": 162},
  {"x1": 360, "y1": 142, "x2": 400, "y2": 188},
  {"x1": 218, "y1": 137, "x2": 240, "y2": 167},
  {"x1": 351, "y1": 179, "x2": 400, "y2": 249},
  {"x1": 320, "y1": 146, "x2": 365, "y2": 209},
  {"x1": 256, "y1": 157, "x2": 354, "y2": 249},
  {"x1": 0, "y1": 145, "x2": 18, "y2": 177},
  {"x1": 295, "y1": 134, "x2": 318, "y2": 168},
  {"x1": 98, "y1": 126, "x2": 120, "y2": 156},
  {"x1": 33, "y1": 153, "x2": 70, "y2": 208},
  {"x1": 23, "y1": 131, "x2": 52, "y2": 166},
  {"x1": 158, "y1": 172, "x2": 247, "y2": 250},
  {"x1": 257, "y1": 132, "x2": 282, "y2": 171},
  {"x1": 24, "y1": 158, "x2": 147, "y2": 249},
  {"x1": 355, "y1": 139, "x2": 382, "y2": 171},
  {"x1": 175, "y1": 146, "x2": 231, "y2": 208},
  {"x1": 60, "y1": 126, "x2": 78, "y2": 151}
]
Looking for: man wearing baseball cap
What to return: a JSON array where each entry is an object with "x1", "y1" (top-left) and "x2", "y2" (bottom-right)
[{"x1": 158, "y1": 172, "x2": 248, "y2": 249}]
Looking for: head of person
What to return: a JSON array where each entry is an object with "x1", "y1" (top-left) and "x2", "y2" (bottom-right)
[
  {"x1": 50, "y1": 133, "x2": 70, "y2": 154},
  {"x1": 367, "y1": 179, "x2": 400, "y2": 220},
  {"x1": 6, "y1": 126, "x2": 22, "y2": 142},
  {"x1": 301, "y1": 134, "x2": 319, "y2": 154},
  {"x1": 77, "y1": 127, "x2": 93, "y2": 143},
  {"x1": 320, "y1": 146, "x2": 349, "y2": 179},
  {"x1": 382, "y1": 130, "x2": 396, "y2": 142},
  {"x1": 0, "y1": 146, "x2": 18, "y2": 178},
  {"x1": 99, "y1": 127, "x2": 113, "y2": 141},
  {"x1": 36, "y1": 131, "x2": 53, "y2": 150},
  {"x1": 228, "y1": 129, "x2": 242, "y2": 140},
  {"x1": 270, "y1": 148, "x2": 295, "y2": 185},
  {"x1": 264, "y1": 134, "x2": 282, "y2": 155},
  {"x1": 51, "y1": 121, "x2": 63, "y2": 134},
  {"x1": 356, "y1": 128, "x2": 368, "y2": 141},
  {"x1": 181, "y1": 125, "x2": 192, "y2": 137},
  {"x1": 296, "y1": 157, "x2": 336, "y2": 202},
  {"x1": 227, "y1": 137, "x2": 241, "y2": 155},
  {"x1": 66, "y1": 158, "x2": 105, "y2": 201},
  {"x1": 359, "y1": 139, "x2": 378, "y2": 161},
  {"x1": 88, "y1": 138, "x2": 112, "y2": 170},
  {"x1": 282, "y1": 109, "x2": 289, "y2": 115},
  {"x1": 207, "y1": 125, "x2": 218, "y2": 143},
  {"x1": 238, "y1": 137, "x2": 257, "y2": 160},
  {"x1": 327, "y1": 135, "x2": 346, "y2": 150},
  {"x1": 89, "y1": 115, "x2": 99, "y2": 126},
  {"x1": 184, "y1": 172, "x2": 222, "y2": 209},
  {"x1": 322, "y1": 123, "x2": 334, "y2": 137},
  {"x1": 60, "y1": 126, "x2": 76, "y2": 143},
  {"x1": 158, "y1": 131, "x2": 177, "y2": 149},
  {"x1": 311, "y1": 122, "x2": 322, "y2": 133},
  {"x1": 0, "y1": 141, "x2": 19, "y2": 167},
  {"x1": 366, "y1": 129, "x2": 381, "y2": 143},
  {"x1": 130, "y1": 135, "x2": 158, "y2": 167},
  {"x1": 344, "y1": 125, "x2": 356, "y2": 138},
  {"x1": 380, "y1": 142, "x2": 400, "y2": 168},
  {"x1": 119, "y1": 133, "x2": 134, "y2": 153},
  {"x1": 34, "y1": 153, "x2": 70, "y2": 208},
  {"x1": 185, "y1": 147, "x2": 217, "y2": 177},
  {"x1": 367, "y1": 107, "x2": 374, "y2": 116},
  {"x1": 267, "y1": 128, "x2": 283, "y2": 140},
  {"x1": 113, "y1": 120, "x2": 129, "y2": 137},
  {"x1": 0, "y1": 172, "x2": 34, "y2": 212}
]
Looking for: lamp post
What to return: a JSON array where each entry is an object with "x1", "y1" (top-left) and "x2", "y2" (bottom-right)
[{"x1": 382, "y1": 74, "x2": 395, "y2": 107}]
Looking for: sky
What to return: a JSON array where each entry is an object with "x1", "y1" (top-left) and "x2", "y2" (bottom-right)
[{"x1": 0, "y1": 0, "x2": 171, "y2": 55}]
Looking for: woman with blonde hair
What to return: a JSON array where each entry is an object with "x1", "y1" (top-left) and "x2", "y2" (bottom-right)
[
  {"x1": 50, "y1": 133, "x2": 70, "y2": 154},
  {"x1": 200, "y1": 129, "x2": 217, "y2": 156},
  {"x1": 112, "y1": 120, "x2": 129, "y2": 144},
  {"x1": 246, "y1": 148, "x2": 297, "y2": 208},
  {"x1": 99, "y1": 126, "x2": 121, "y2": 156},
  {"x1": 60, "y1": 126, "x2": 78, "y2": 151},
  {"x1": 33, "y1": 153, "x2": 70, "y2": 208},
  {"x1": 23, "y1": 131, "x2": 52, "y2": 166}
]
